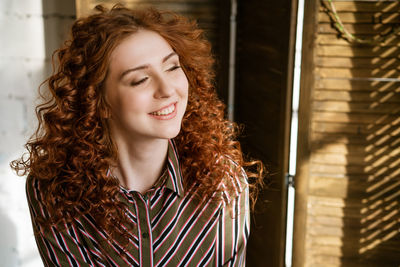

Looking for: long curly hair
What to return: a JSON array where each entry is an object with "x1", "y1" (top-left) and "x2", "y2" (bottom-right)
[{"x1": 11, "y1": 4, "x2": 264, "y2": 240}]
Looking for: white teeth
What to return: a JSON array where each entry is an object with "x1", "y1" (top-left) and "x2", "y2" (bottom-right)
[{"x1": 151, "y1": 104, "x2": 175, "y2": 116}]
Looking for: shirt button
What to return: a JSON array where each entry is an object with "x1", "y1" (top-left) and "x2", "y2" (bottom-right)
[{"x1": 142, "y1": 232, "x2": 149, "y2": 239}]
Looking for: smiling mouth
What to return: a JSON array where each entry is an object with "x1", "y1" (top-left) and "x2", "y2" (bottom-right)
[{"x1": 150, "y1": 103, "x2": 176, "y2": 116}]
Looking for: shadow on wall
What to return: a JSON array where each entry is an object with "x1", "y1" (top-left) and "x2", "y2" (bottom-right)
[
  {"x1": 0, "y1": 1, "x2": 76, "y2": 267},
  {"x1": 343, "y1": 1, "x2": 399, "y2": 265},
  {"x1": 316, "y1": 0, "x2": 400, "y2": 265}
]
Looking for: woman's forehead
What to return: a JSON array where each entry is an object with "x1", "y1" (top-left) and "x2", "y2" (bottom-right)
[{"x1": 108, "y1": 30, "x2": 175, "y2": 72}]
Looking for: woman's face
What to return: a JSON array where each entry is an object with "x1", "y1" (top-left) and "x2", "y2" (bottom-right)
[{"x1": 104, "y1": 29, "x2": 189, "y2": 142}]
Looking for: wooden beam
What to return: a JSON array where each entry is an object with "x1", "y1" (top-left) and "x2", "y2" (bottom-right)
[{"x1": 292, "y1": 0, "x2": 319, "y2": 266}]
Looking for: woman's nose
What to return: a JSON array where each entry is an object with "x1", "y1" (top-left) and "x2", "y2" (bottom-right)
[{"x1": 153, "y1": 75, "x2": 173, "y2": 98}]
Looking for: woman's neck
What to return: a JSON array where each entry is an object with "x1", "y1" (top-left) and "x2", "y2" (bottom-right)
[{"x1": 112, "y1": 137, "x2": 169, "y2": 194}]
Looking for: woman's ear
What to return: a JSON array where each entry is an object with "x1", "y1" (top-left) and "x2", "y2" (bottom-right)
[{"x1": 100, "y1": 108, "x2": 111, "y2": 119}]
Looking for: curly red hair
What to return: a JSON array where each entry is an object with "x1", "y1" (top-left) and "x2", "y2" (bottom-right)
[{"x1": 11, "y1": 4, "x2": 264, "y2": 240}]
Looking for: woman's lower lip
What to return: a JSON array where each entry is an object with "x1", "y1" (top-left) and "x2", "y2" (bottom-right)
[{"x1": 149, "y1": 103, "x2": 177, "y2": 120}]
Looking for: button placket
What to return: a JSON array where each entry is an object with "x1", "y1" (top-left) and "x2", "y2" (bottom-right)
[{"x1": 135, "y1": 192, "x2": 153, "y2": 266}]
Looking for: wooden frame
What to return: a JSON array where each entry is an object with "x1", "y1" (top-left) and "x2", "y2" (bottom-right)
[{"x1": 292, "y1": 0, "x2": 319, "y2": 266}]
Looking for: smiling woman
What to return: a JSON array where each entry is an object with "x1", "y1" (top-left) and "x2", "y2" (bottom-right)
[
  {"x1": 11, "y1": 4, "x2": 264, "y2": 267},
  {"x1": 105, "y1": 30, "x2": 189, "y2": 192}
]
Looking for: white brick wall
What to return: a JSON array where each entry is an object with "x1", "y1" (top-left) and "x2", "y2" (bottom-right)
[{"x1": 0, "y1": 1, "x2": 75, "y2": 266}]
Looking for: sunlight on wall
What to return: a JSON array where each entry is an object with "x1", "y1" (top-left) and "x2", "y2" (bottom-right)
[{"x1": 0, "y1": 1, "x2": 45, "y2": 266}]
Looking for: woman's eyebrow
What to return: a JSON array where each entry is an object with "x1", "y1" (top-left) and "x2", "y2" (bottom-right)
[
  {"x1": 162, "y1": 52, "x2": 178, "y2": 63},
  {"x1": 119, "y1": 52, "x2": 178, "y2": 80}
]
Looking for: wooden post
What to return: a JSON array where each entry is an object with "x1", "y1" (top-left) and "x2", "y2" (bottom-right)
[{"x1": 292, "y1": 0, "x2": 319, "y2": 266}]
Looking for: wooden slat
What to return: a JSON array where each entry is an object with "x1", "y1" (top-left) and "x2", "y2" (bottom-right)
[
  {"x1": 315, "y1": 79, "x2": 400, "y2": 91},
  {"x1": 308, "y1": 224, "x2": 344, "y2": 237},
  {"x1": 308, "y1": 164, "x2": 354, "y2": 176},
  {"x1": 316, "y1": 67, "x2": 400, "y2": 78},
  {"x1": 312, "y1": 132, "x2": 369, "y2": 144},
  {"x1": 311, "y1": 121, "x2": 398, "y2": 134},
  {"x1": 311, "y1": 142, "x2": 366, "y2": 154},
  {"x1": 313, "y1": 89, "x2": 400, "y2": 102},
  {"x1": 307, "y1": 209, "x2": 400, "y2": 240},
  {"x1": 310, "y1": 161, "x2": 400, "y2": 176},
  {"x1": 317, "y1": 33, "x2": 400, "y2": 46},
  {"x1": 308, "y1": 195, "x2": 362, "y2": 210},
  {"x1": 317, "y1": 45, "x2": 400, "y2": 57},
  {"x1": 307, "y1": 223, "x2": 400, "y2": 243},
  {"x1": 318, "y1": 11, "x2": 400, "y2": 24},
  {"x1": 319, "y1": 1, "x2": 400, "y2": 12},
  {"x1": 309, "y1": 174, "x2": 400, "y2": 199},
  {"x1": 304, "y1": 241, "x2": 400, "y2": 262},
  {"x1": 308, "y1": 214, "x2": 345, "y2": 227},
  {"x1": 311, "y1": 142, "x2": 398, "y2": 156},
  {"x1": 305, "y1": 244, "x2": 343, "y2": 257},
  {"x1": 310, "y1": 163, "x2": 369, "y2": 175},
  {"x1": 311, "y1": 152, "x2": 365, "y2": 165},
  {"x1": 315, "y1": 56, "x2": 400, "y2": 68},
  {"x1": 308, "y1": 205, "x2": 347, "y2": 218},
  {"x1": 313, "y1": 101, "x2": 400, "y2": 114},
  {"x1": 312, "y1": 111, "x2": 398, "y2": 124},
  {"x1": 305, "y1": 255, "x2": 342, "y2": 267},
  {"x1": 318, "y1": 22, "x2": 400, "y2": 35}
]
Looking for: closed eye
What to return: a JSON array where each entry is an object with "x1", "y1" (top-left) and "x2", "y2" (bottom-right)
[
  {"x1": 167, "y1": 65, "x2": 181, "y2": 72},
  {"x1": 130, "y1": 77, "x2": 148, "y2": 86}
]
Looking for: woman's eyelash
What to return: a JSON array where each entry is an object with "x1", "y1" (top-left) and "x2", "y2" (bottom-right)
[
  {"x1": 168, "y1": 65, "x2": 181, "y2": 71},
  {"x1": 129, "y1": 66, "x2": 180, "y2": 86},
  {"x1": 130, "y1": 77, "x2": 148, "y2": 86}
]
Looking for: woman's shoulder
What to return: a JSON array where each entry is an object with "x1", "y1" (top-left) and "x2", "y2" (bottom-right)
[
  {"x1": 219, "y1": 156, "x2": 248, "y2": 201},
  {"x1": 222, "y1": 156, "x2": 248, "y2": 182}
]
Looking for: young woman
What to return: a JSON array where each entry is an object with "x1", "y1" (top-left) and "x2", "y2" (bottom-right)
[{"x1": 12, "y1": 5, "x2": 264, "y2": 267}]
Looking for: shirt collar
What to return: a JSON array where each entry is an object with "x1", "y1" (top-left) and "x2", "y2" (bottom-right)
[{"x1": 165, "y1": 139, "x2": 185, "y2": 197}]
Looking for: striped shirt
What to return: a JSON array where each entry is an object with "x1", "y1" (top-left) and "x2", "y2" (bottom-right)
[{"x1": 26, "y1": 139, "x2": 250, "y2": 267}]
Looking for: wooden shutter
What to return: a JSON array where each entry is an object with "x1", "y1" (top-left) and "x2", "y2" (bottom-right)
[{"x1": 294, "y1": 1, "x2": 400, "y2": 266}]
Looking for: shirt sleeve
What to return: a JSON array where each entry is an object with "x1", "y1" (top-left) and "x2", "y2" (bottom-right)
[
  {"x1": 26, "y1": 176, "x2": 106, "y2": 267},
  {"x1": 217, "y1": 168, "x2": 250, "y2": 267}
]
